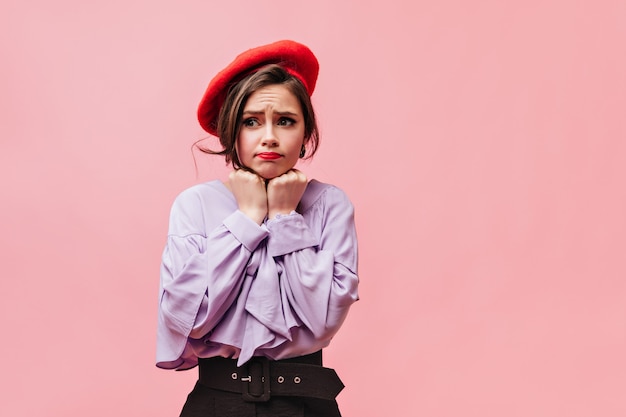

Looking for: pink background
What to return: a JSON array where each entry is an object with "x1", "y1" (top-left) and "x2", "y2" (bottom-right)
[{"x1": 2, "y1": 1, "x2": 625, "y2": 416}]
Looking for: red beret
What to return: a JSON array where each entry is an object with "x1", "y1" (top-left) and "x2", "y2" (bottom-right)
[{"x1": 197, "y1": 40, "x2": 319, "y2": 136}]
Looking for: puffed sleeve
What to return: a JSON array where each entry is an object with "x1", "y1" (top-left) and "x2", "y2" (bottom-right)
[
  {"x1": 156, "y1": 186, "x2": 268, "y2": 369},
  {"x1": 264, "y1": 185, "x2": 359, "y2": 342}
]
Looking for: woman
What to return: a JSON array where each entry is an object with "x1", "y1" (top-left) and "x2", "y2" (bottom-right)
[{"x1": 157, "y1": 40, "x2": 359, "y2": 417}]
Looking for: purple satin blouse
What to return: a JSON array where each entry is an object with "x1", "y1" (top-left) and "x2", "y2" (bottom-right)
[{"x1": 156, "y1": 179, "x2": 359, "y2": 370}]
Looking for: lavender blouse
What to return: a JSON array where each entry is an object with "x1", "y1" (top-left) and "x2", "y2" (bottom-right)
[{"x1": 156, "y1": 179, "x2": 359, "y2": 370}]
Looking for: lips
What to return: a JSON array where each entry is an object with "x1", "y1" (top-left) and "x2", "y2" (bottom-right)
[{"x1": 257, "y1": 152, "x2": 282, "y2": 160}]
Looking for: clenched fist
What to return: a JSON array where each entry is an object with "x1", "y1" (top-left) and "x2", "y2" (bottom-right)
[
  {"x1": 267, "y1": 169, "x2": 307, "y2": 219},
  {"x1": 228, "y1": 169, "x2": 268, "y2": 224}
]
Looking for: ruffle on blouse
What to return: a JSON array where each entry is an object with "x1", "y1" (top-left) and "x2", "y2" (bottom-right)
[{"x1": 208, "y1": 243, "x2": 304, "y2": 366}]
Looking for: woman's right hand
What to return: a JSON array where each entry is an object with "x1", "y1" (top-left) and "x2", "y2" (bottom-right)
[{"x1": 228, "y1": 170, "x2": 268, "y2": 224}]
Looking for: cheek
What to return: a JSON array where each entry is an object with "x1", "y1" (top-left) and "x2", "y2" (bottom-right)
[
  {"x1": 236, "y1": 133, "x2": 251, "y2": 160},
  {"x1": 234, "y1": 142, "x2": 251, "y2": 168},
  {"x1": 294, "y1": 130, "x2": 306, "y2": 151}
]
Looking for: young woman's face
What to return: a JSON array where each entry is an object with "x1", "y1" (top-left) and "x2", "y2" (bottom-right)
[{"x1": 236, "y1": 84, "x2": 305, "y2": 179}]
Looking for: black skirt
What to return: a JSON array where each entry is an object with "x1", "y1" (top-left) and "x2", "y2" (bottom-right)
[{"x1": 180, "y1": 352, "x2": 343, "y2": 417}]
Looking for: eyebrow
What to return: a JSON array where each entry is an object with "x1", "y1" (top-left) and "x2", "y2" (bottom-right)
[{"x1": 242, "y1": 110, "x2": 300, "y2": 117}]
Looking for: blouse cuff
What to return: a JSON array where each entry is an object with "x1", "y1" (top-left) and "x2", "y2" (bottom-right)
[
  {"x1": 266, "y1": 212, "x2": 318, "y2": 257},
  {"x1": 223, "y1": 210, "x2": 269, "y2": 252}
]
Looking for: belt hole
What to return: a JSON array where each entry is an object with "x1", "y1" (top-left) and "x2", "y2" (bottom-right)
[
  {"x1": 231, "y1": 372, "x2": 238, "y2": 380},
  {"x1": 277, "y1": 376, "x2": 285, "y2": 383},
  {"x1": 294, "y1": 376, "x2": 301, "y2": 384}
]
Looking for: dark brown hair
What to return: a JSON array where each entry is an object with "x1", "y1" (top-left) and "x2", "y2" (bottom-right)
[{"x1": 197, "y1": 64, "x2": 320, "y2": 169}]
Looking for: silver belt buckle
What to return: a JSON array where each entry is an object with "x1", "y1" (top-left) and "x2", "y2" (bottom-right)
[{"x1": 241, "y1": 356, "x2": 271, "y2": 402}]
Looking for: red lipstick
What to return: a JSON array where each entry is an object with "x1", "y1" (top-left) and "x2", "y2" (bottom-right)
[{"x1": 257, "y1": 152, "x2": 281, "y2": 160}]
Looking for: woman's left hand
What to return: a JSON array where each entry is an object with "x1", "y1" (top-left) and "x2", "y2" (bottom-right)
[{"x1": 267, "y1": 169, "x2": 307, "y2": 219}]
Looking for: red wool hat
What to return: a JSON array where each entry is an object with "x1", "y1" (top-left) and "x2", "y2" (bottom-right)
[{"x1": 197, "y1": 40, "x2": 319, "y2": 136}]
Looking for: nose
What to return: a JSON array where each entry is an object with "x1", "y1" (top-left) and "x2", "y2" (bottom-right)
[{"x1": 261, "y1": 124, "x2": 278, "y2": 147}]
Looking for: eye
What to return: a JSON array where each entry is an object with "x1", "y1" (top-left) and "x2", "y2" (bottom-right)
[
  {"x1": 242, "y1": 118, "x2": 260, "y2": 127},
  {"x1": 277, "y1": 117, "x2": 296, "y2": 127}
]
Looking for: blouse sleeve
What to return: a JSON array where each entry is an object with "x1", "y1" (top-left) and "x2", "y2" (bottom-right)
[
  {"x1": 265, "y1": 185, "x2": 359, "y2": 343},
  {"x1": 156, "y1": 187, "x2": 268, "y2": 369}
]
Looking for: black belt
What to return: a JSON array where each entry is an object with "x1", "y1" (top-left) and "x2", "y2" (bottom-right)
[{"x1": 197, "y1": 351, "x2": 344, "y2": 402}]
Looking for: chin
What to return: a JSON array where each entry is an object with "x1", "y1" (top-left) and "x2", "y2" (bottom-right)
[
  {"x1": 255, "y1": 168, "x2": 289, "y2": 180},
  {"x1": 258, "y1": 172, "x2": 281, "y2": 180}
]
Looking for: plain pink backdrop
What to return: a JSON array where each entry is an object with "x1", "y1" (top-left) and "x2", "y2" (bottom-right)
[{"x1": 2, "y1": 1, "x2": 625, "y2": 416}]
